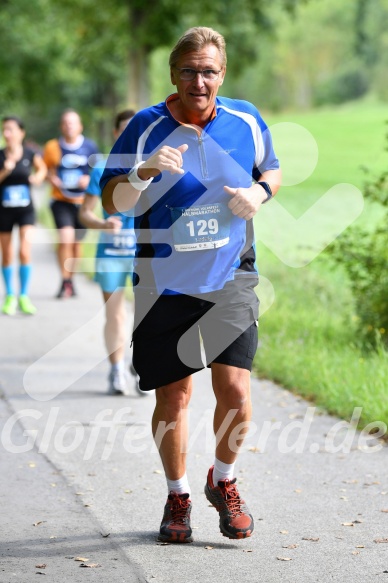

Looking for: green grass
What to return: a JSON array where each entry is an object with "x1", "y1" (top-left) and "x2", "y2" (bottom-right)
[{"x1": 253, "y1": 97, "x2": 388, "y2": 434}]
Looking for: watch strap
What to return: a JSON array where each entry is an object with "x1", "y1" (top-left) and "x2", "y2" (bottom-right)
[{"x1": 257, "y1": 181, "x2": 273, "y2": 203}]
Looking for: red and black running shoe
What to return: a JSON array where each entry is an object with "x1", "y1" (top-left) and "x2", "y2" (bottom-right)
[
  {"x1": 204, "y1": 466, "x2": 254, "y2": 539},
  {"x1": 56, "y1": 279, "x2": 76, "y2": 299},
  {"x1": 158, "y1": 492, "x2": 193, "y2": 543}
]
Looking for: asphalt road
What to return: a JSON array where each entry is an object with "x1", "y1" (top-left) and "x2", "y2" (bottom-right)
[{"x1": 0, "y1": 225, "x2": 387, "y2": 583}]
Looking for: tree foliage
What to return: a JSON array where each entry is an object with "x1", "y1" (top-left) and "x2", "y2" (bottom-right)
[
  {"x1": 1, "y1": 0, "x2": 388, "y2": 143},
  {"x1": 0, "y1": 0, "x2": 303, "y2": 143}
]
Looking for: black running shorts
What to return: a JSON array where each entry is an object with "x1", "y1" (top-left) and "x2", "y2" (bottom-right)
[
  {"x1": 0, "y1": 205, "x2": 35, "y2": 232},
  {"x1": 132, "y1": 278, "x2": 259, "y2": 391},
  {"x1": 50, "y1": 200, "x2": 86, "y2": 241}
]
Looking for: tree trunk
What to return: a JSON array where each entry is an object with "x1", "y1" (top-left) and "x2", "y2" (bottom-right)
[{"x1": 127, "y1": 44, "x2": 150, "y2": 110}]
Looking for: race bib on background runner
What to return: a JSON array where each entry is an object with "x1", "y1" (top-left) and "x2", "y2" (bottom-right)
[
  {"x1": 59, "y1": 168, "x2": 83, "y2": 190},
  {"x1": 2, "y1": 185, "x2": 31, "y2": 207},
  {"x1": 170, "y1": 203, "x2": 231, "y2": 251},
  {"x1": 100, "y1": 231, "x2": 136, "y2": 257}
]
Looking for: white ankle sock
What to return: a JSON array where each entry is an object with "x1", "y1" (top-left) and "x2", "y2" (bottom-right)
[
  {"x1": 111, "y1": 360, "x2": 124, "y2": 372},
  {"x1": 213, "y1": 458, "x2": 235, "y2": 484},
  {"x1": 167, "y1": 473, "x2": 190, "y2": 496}
]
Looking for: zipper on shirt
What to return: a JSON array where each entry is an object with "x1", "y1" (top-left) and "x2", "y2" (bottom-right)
[{"x1": 198, "y1": 133, "x2": 208, "y2": 180}]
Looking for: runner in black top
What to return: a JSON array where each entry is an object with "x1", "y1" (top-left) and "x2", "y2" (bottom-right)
[{"x1": 0, "y1": 116, "x2": 47, "y2": 315}]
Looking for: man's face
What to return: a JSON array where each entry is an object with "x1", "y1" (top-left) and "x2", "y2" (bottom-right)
[
  {"x1": 60, "y1": 112, "x2": 83, "y2": 141},
  {"x1": 170, "y1": 44, "x2": 225, "y2": 118}
]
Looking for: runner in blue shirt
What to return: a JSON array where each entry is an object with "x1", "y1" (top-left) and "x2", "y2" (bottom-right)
[
  {"x1": 79, "y1": 110, "x2": 146, "y2": 396},
  {"x1": 101, "y1": 27, "x2": 281, "y2": 544},
  {"x1": 44, "y1": 110, "x2": 99, "y2": 298}
]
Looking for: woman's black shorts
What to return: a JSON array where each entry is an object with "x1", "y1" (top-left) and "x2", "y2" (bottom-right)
[
  {"x1": 0, "y1": 204, "x2": 35, "y2": 232},
  {"x1": 132, "y1": 278, "x2": 259, "y2": 391}
]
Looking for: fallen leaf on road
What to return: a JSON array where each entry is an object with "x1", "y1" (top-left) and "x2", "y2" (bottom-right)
[
  {"x1": 374, "y1": 538, "x2": 388, "y2": 544},
  {"x1": 74, "y1": 557, "x2": 89, "y2": 562},
  {"x1": 279, "y1": 530, "x2": 289, "y2": 535},
  {"x1": 248, "y1": 446, "x2": 260, "y2": 453},
  {"x1": 156, "y1": 542, "x2": 170, "y2": 546},
  {"x1": 381, "y1": 509, "x2": 388, "y2": 513},
  {"x1": 343, "y1": 479, "x2": 357, "y2": 484},
  {"x1": 277, "y1": 557, "x2": 292, "y2": 561},
  {"x1": 302, "y1": 537, "x2": 319, "y2": 542},
  {"x1": 32, "y1": 521, "x2": 46, "y2": 527},
  {"x1": 35, "y1": 572, "x2": 46, "y2": 575},
  {"x1": 29, "y1": 462, "x2": 36, "y2": 468},
  {"x1": 342, "y1": 523, "x2": 354, "y2": 527},
  {"x1": 351, "y1": 551, "x2": 360, "y2": 555},
  {"x1": 153, "y1": 470, "x2": 162, "y2": 474},
  {"x1": 204, "y1": 546, "x2": 214, "y2": 550},
  {"x1": 283, "y1": 544, "x2": 299, "y2": 549},
  {"x1": 243, "y1": 549, "x2": 253, "y2": 552},
  {"x1": 79, "y1": 563, "x2": 101, "y2": 568},
  {"x1": 294, "y1": 489, "x2": 302, "y2": 494},
  {"x1": 35, "y1": 564, "x2": 46, "y2": 569},
  {"x1": 356, "y1": 545, "x2": 365, "y2": 548}
]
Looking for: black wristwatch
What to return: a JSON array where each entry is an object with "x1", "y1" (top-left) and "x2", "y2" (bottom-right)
[{"x1": 257, "y1": 181, "x2": 273, "y2": 203}]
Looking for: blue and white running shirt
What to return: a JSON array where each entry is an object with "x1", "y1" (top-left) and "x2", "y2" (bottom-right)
[{"x1": 101, "y1": 95, "x2": 279, "y2": 295}]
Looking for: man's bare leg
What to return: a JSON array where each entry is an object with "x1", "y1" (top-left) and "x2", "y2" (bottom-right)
[
  {"x1": 152, "y1": 376, "x2": 193, "y2": 480},
  {"x1": 211, "y1": 363, "x2": 252, "y2": 463}
]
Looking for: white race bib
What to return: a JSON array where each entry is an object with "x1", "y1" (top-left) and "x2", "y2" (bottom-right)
[
  {"x1": 170, "y1": 203, "x2": 231, "y2": 252},
  {"x1": 2, "y1": 185, "x2": 31, "y2": 208}
]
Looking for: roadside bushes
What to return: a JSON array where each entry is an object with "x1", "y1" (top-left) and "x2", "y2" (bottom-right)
[{"x1": 327, "y1": 126, "x2": 388, "y2": 347}]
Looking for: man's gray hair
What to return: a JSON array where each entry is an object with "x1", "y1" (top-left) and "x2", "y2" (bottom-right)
[{"x1": 169, "y1": 27, "x2": 227, "y2": 68}]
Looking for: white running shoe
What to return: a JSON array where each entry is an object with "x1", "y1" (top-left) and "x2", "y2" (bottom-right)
[{"x1": 108, "y1": 368, "x2": 130, "y2": 396}]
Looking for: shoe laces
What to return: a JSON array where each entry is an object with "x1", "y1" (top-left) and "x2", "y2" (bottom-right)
[
  {"x1": 218, "y1": 479, "x2": 244, "y2": 517},
  {"x1": 168, "y1": 492, "x2": 190, "y2": 524}
]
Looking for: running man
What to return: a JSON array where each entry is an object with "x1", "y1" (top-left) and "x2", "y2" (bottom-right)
[
  {"x1": 0, "y1": 116, "x2": 47, "y2": 315},
  {"x1": 79, "y1": 109, "x2": 146, "y2": 396},
  {"x1": 43, "y1": 109, "x2": 98, "y2": 298},
  {"x1": 101, "y1": 27, "x2": 281, "y2": 543}
]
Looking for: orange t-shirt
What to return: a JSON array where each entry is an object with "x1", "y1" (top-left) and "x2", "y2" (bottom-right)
[{"x1": 43, "y1": 137, "x2": 98, "y2": 205}]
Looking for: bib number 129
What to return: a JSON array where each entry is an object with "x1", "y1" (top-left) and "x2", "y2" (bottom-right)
[{"x1": 186, "y1": 218, "x2": 219, "y2": 237}]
